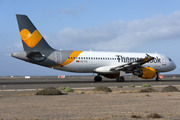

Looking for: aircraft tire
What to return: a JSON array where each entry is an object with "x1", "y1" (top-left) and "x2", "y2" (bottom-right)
[
  {"x1": 116, "y1": 76, "x2": 125, "y2": 82},
  {"x1": 156, "y1": 78, "x2": 160, "y2": 81},
  {"x1": 94, "y1": 76, "x2": 102, "y2": 82},
  {"x1": 156, "y1": 72, "x2": 160, "y2": 81}
]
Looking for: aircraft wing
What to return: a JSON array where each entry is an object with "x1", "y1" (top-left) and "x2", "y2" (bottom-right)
[{"x1": 110, "y1": 54, "x2": 155, "y2": 72}]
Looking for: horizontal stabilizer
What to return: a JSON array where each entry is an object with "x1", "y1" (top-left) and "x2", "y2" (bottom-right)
[{"x1": 26, "y1": 51, "x2": 45, "y2": 61}]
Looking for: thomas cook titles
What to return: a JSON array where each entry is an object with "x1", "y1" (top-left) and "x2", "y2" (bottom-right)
[{"x1": 116, "y1": 55, "x2": 161, "y2": 63}]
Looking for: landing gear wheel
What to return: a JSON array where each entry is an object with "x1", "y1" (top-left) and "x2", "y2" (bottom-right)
[
  {"x1": 116, "y1": 76, "x2": 125, "y2": 82},
  {"x1": 156, "y1": 78, "x2": 160, "y2": 81},
  {"x1": 156, "y1": 73, "x2": 160, "y2": 81},
  {"x1": 94, "y1": 76, "x2": 102, "y2": 82}
]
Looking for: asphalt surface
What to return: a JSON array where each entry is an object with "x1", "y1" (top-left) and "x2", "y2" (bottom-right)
[{"x1": 0, "y1": 75, "x2": 180, "y2": 90}]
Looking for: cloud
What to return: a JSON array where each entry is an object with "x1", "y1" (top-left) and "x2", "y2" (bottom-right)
[
  {"x1": 59, "y1": 5, "x2": 87, "y2": 16},
  {"x1": 2, "y1": 41, "x2": 22, "y2": 55},
  {"x1": 46, "y1": 11, "x2": 180, "y2": 52}
]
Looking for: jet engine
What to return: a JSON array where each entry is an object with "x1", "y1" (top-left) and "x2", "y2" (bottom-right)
[{"x1": 133, "y1": 67, "x2": 155, "y2": 79}]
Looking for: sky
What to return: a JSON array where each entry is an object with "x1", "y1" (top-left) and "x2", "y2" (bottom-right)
[{"x1": 1, "y1": 0, "x2": 180, "y2": 76}]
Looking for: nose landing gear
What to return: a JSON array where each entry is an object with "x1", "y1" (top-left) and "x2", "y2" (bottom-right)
[{"x1": 156, "y1": 72, "x2": 160, "y2": 81}]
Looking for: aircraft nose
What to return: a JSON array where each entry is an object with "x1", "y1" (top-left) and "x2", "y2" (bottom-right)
[
  {"x1": 171, "y1": 61, "x2": 176, "y2": 70},
  {"x1": 173, "y1": 62, "x2": 176, "y2": 69}
]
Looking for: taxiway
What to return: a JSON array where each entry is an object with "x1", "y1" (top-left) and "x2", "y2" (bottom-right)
[{"x1": 0, "y1": 75, "x2": 180, "y2": 90}]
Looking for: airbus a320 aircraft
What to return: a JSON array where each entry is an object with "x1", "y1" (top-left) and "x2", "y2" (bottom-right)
[{"x1": 12, "y1": 15, "x2": 176, "y2": 82}]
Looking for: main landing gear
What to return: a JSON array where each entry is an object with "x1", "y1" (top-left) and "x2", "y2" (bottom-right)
[
  {"x1": 156, "y1": 72, "x2": 160, "y2": 81},
  {"x1": 116, "y1": 71, "x2": 125, "y2": 82},
  {"x1": 116, "y1": 76, "x2": 125, "y2": 82},
  {"x1": 94, "y1": 76, "x2": 102, "y2": 82}
]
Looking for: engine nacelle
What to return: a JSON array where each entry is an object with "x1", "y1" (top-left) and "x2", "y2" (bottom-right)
[{"x1": 133, "y1": 67, "x2": 155, "y2": 79}]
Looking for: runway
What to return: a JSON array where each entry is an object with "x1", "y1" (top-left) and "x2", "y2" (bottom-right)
[{"x1": 0, "y1": 75, "x2": 180, "y2": 90}]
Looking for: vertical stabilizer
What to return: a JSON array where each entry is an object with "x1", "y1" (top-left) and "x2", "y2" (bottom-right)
[{"x1": 16, "y1": 14, "x2": 54, "y2": 52}]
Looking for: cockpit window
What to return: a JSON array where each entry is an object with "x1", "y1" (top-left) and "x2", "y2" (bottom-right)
[{"x1": 169, "y1": 58, "x2": 172, "y2": 61}]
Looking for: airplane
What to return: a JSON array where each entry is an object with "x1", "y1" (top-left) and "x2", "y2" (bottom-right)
[{"x1": 11, "y1": 15, "x2": 176, "y2": 82}]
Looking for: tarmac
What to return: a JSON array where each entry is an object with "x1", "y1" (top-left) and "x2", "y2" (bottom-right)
[
  {"x1": 0, "y1": 75, "x2": 180, "y2": 90},
  {"x1": 1, "y1": 75, "x2": 180, "y2": 119}
]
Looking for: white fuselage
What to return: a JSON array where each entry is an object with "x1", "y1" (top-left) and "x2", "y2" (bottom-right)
[{"x1": 55, "y1": 51, "x2": 176, "y2": 73}]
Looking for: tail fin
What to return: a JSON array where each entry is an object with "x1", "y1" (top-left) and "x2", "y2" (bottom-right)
[{"x1": 16, "y1": 14, "x2": 54, "y2": 52}]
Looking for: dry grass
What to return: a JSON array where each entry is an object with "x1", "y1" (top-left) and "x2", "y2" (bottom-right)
[
  {"x1": 93, "y1": 86, "x2": 112, "y2": 92},
  {"x1": 145, "y1": 94, "x2": 150, "y2": 97},
  {"x1": 133, "y1": 88, "x2": 157, "y2": 93},
  {"x1": 73, "y1": 90, "x2": 84, "y2": 94},
  {"x1": 147, "y1": 113, "x2": 162, "y2": 118},
  {"x1": 135, "y1": 94, "x2": 152, "y2": 97},
  {"x1": 85, "y1": 91, "x2": 108, "y2": 94},
  {"x1": 133, "y1": 90, "x2": 141, "y2": 93},
  {"x1": 131, "y1": 114, "x2": 142, "y2": 118},
  {"x1": 112, "y1": 90, "x2": 133, "y2": 94},
  {"x1": 167, "y1": 113, "x2": 174, "y2": 116},
  {"x1": 90, "y1": 114, "x2": 121, "y2": 120},
  {"x1": 125, "y1": 90, "x2": 133, "y2": 93},
  {"x1": 10, "y1": 86, "x2": 172, "y2": 97},
  {"x1": 11, "y1": 119, "x2": 39, "y2": 120}
]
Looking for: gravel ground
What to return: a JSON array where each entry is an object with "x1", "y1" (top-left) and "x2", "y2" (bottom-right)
[{"x1": 0, "y1": 87, "x2": 180, "y2": 120}]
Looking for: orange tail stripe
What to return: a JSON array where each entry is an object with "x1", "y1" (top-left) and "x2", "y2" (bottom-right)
[
  {"x1": 61, "y1": 51, "x2": 82, "y2": 66},
  {"x1": 52, "y1": 51, "x2": 83, "y2": 68}
]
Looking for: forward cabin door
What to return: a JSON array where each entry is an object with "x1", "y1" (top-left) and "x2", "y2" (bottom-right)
[{"x1": 160, "y1": 55, "x2": 166, "y2": 66}]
